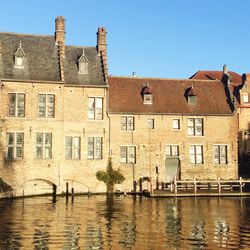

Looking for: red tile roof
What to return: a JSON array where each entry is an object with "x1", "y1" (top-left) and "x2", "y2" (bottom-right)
[
  {"x1": 190, "y1": 70, "x2": 242, "y2": 85},
  {"x1": 109, "y1": 76, "x2": 233, "y2": 115}
]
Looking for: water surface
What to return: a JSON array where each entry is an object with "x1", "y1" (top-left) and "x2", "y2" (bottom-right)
[{"x1": 0, "y1": 195, "x2": 250, "y2": 249}]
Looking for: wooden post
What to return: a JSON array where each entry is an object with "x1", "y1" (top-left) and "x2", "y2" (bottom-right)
[
  {"x1": 66, "y1": 182, "x2": 69, "y2": 203},
  {"x1": 240, "y1": 177, "x2": 243, "y2": 195},
  {"x1": 71, "y1": 187, "x2": 74, "y2": 202},
  {"x1": 174, "y1": 177, "x2": 177, "y2": 195},
  {"x1": 139, "y1": 178, "x2": 142, "y2": 192},
  {"x1": 161, "y1": 182, "x2": 164, "y2": 190},
  {"x1": 52, "y1": 184, "x2": 57, "y2": 203},
  {"x1": 194, "y1": 178, "x2": 197, "y2": 196},
  {"x1": 218, "y1": 178, "x2": 221, "y2": 195}
]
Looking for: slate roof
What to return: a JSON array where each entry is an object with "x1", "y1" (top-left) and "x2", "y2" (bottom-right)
[
  {"x1": 109, "y1": 76, "x2": 233, "y2": 115},
  {"x1": 190, "y1": 70, "x2": 242, "y2": 85},
  {"x1": 0, "y1": 32, "x2": 106, "y2": 85}
]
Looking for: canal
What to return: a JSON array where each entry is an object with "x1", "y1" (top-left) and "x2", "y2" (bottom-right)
[{"x1": 0, "y1": 195, "x2": 250, "y2": 249}]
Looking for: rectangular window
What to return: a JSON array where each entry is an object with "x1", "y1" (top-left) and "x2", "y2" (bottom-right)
[
  {"x1": 166, "y1": 145, "x2": 179, "y2": 157},
  {"x1": 88, "y1": 97, "x2": 103, "y2": 120},
  {"x1": 6, "y1": 132, "x2": 24, "y2": 159},
  {"x1": 36, "y1": 133, "x2": 52, "y2": 159},
  {"x1": 147, "y1": 118, "x2": 154, "y2": 129},
  {"x1": 172, "y1": 119, "x2": 180, "y2": 130},
  {"x1": 243, "y1": 92, "x2": 249, "y2": 103},
  {"x1": 8, "y1": 93, "x2": 25, "y2": 117},
  {"x1": 87, "y1": 137, "x2": 102, "y2": 159},
  {"x1": 188, "y1": 118, "x2": 203, "y2": 136},
  {"x1": 120, "y1": 116, "x2": 134, "y2": 130},
  {"x1": 214, "y1": 145, "x2": 227, "y2": 164},
  {"x1": 120, "y1": 146, "x2": 136, "y2": 164},
  {"x1": 65, "y1": 137, "x2": 81, "y2": 159},
  {"x1": 190, "y1": 145, "x2": 203, "y2": 164},
  {"x1": 38, "y1": 94, "x2": 55, "y2": 118}
]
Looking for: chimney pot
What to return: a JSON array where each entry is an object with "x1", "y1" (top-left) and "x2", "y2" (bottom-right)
[{"x1": 223, "y1": 64, "x2": 228, "y2": 75}]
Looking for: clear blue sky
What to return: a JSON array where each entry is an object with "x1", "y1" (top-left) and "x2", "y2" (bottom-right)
[{"x1": 1, "y1": 0, "x2": 249, "y2": 78}]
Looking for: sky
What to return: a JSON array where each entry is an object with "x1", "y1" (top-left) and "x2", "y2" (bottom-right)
[{"x1": 1, "y1": 0, "x2": 250, "y2": 79}]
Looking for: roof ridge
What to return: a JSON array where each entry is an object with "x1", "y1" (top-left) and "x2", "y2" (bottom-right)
[
  {"x1": 66, "y1": 45, "x2": 96, "y2": 49},
  {"x1": 0, "y1": 31, "x2": 53, "y2": 38},
  {"x1": 108, "y1": 75, "x2": 221, "y2": 82}
]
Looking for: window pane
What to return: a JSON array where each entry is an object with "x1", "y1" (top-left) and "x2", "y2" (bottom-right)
[
  {"x1": 45, "y1": 147, "x2": 51, "y2": 159},
  {"x1": 8, "y1": 93, "x2": 16, "y2": 116},
  {"x1": 172, "y1": 145, "x2": 179, "y2": 156},
  {"x1": 16, "y1": 146, "x2": 23, "y2": 158},
  {"x1": 120, "y1": 146, "x2": 127, "y2": 163},
  {"x1": 47, "y1": 95, "x2": 55, "y2": 118},
  {"x1": 65, "y1": 137, "x2": 72, "y2": 159},
  {"x1": 36, "y1": 133, "x2": 43, "y2": 144},
  {"x1": 17, "y1": 94, "x2": 25, "y2": 117},
  {"x1": 121, "y1": 117, "x2": 127, "y2": 130},
  {"x1": 36, "y1": 147, "x2": 42, "y2": 159},
  {"x1": 214, "y1": 146, "x2": 219, "y2": 164},
  {"x1": 73, "y1": 137, "x2": 80, "y2": 159},
  {"x1": 189, "y1": 145, "x2": 195, "y2": 163},
  {"x1": 188, "y1": 127, "x2": 194, "y2": 136},
  {"x1": 38, "y1": 94, "x2": 46, "y2": 117},
  {"x1": 7, "y1": 147, "x2": 14, "y2": 159},
  {"x1": 45, "y1": 133, "x2": 52, "y2": 145},
  {"x1": 16, "y1": 133, "x2": 24, "y2": 145},
  {"x1": 127, "y1": 117, "x2": 134, "y2": 130},
  {"x1": 7, "y1": 133, "x2": 14, "y2": 145},
  {"x1": 88, "y1": 137, "x2": 94, "y2": 159},
  {"x1": 188, "y1": 119, "x2": 194, "y2": 126},
  {"x1": 95, "y1": 137, "x2": 102, "y2": 159},
  {"x1": 166, "y1": 145, "x2": 171, "y2": 156},
  {"x1": 147, "y1": 119, "x2": 154, "y2": 129},
  {"x1": 243, "y1": 92, "x2": 249, "y2": 103},
  {"x1": 128, "y1": 146, "x2": 135, "y2": 164},
  {"x1": 173, "y1": 119, "x2": 180, "y2": 129},
  {"x1": 88, "y1": 98, "x2": 95, "y2": 119}
]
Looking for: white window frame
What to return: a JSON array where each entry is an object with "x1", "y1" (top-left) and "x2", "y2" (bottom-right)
[
  {"x1": 213, "y1": 145, "x2": 228, "y2": 164},
  {"x1": 166, "y1": 144, "x2": 179, "y2": 157},
  {"x1": 38, "y1": 94, "x2": 55, "y2": 118},
  {"x1": 65, "y1": 136, "x2": 81, "y2": 159},
  {"x1": 120, "y1": 145, "x2": 136, "y2": 164},
  {"x1": 188, "y1": 118, "x2": 203, "y2": 136},
  {"x1": 6, "y1": 132, "x2": 24, "y2": 159},
  {"x1": 121, "y1": 116, "x2": 134, "y2": 130},
  {"x1": 147, "y1": 118, "x2": 154, "y2": 129},
  {"x1": 15, "y1": 56, "x2": 24, "y2": 68},
  {"x1": 143, "y1": 94, "x2": 152, "y2": 104},
  {"x1": 88, "y1": 97, "x2": 103, "y2": 120},
  {"x1": 172, "y1": 119, "x2": 180, "y2": 130},
  {"x1": 36, "y1": 132, "x2": 52, "y2": 159},
  {"x1": 87, "y1": 137, "x2": 102, "y2": 159},
  {"x1": 243, "y1": 92, "x2": 249, "y2": 103},
  {"x1": 189, "y1": 145, "x2": 203, "y2": 164},
  {"x1": 8, "y1": 93, "x2": 25, "y2": 117}
]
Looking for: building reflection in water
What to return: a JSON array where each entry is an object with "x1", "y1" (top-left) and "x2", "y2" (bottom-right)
[{"x1": 0, "y1": 196, "x2": 250, "y2": 249}]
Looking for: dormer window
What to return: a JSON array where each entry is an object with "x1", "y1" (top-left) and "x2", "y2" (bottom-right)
[
  {"x1": 78, "y1": 49, "x2": 88, "y2": 74},
  {"x1": 142, "y1": 84, "x2": 152, "y2": 104},
  {"x1": 14, "y1": 42, "x2": 25, "y2": 69},
  {"x1": 187, "y1": 86, "x2": 197, "y2": 105},
  {"x1": 243, "y1": 92, "x2": 249, "y2": 103}
]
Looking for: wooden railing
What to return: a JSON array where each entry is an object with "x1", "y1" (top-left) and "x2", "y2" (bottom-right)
[{"x1": 156, "y1": 177, "x2": 250, "y2": 196}]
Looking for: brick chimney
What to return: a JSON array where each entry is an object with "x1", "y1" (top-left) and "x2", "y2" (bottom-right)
[
  {"x1": 55, "y1": 16, "x2": 65, "y2": 45},
  {"x1": 55, "y1": 16, "x2": 65, "y2": 81},
  {"x1": 97, "y1": 27, "x2": 108, "y2": 83}
]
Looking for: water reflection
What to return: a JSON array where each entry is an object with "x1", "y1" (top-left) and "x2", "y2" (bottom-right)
[{"x1": 0, "y1": 196, "x2": 250, "y2": 249}]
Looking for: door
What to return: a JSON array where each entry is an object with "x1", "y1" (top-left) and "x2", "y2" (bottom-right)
[{"x1": 165, "y1": 158, "x2": 180, "y2": 182}]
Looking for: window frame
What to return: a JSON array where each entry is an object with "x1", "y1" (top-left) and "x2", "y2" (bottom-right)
[
  {"x1": 242, "y1": 92, "x2": 249, "y2": 103},
  {"x1": 6, "y1": 132, "x2": 24, "y2": 159},
  {"x1": 120, "y1": 145, "x2": 136, "y2": 164},
  {"x1": 120, "y1": 116, "x2": 135, "y2": 131},
  {"x1": 8, "y1": 93, "x2": 25, "y2": 117},
  {"x1": 147, "y1": 118, "x2": 154, "y2": 129},
  {"x1": 166, "y1": 144, "x2": 179, "y2": 157},
  {"x1": 36, "y1": 132, "x2": 52, "y2": 159},
  {"x1": 65, "y1": 136, "x2": 81, "y2": 160},
  {"x1": 87, "y1": 137, "x2": 103, "y2": 159},
  {"x1": 172, "y1": 119, "x2": 180, "y2": 130},
  {"x1": 87, "y1": 97, "x2": 103, "y2": 120},
  {"x1": 189, "y1": 145, "x2": 203, "y2": 164},
  {"x1": 213, "y1": 145, "x2": 228, "y2": 165},
  {"x1": 38, "y1": 94, "x2": 55, "y2": 118},
  {"x1": 187, "y1": 118, "x2": 203, "y2": 136},
  {"x1": 143, "y1": 94, "x2": 152, "y2": 104}
]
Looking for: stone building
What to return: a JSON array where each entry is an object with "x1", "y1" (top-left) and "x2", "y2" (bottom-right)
[
  {"x1": 0, "y1": 17, "x2": 241, "y2": 196},
  {"x1": 0, "y1": 17, "x2": 109, "y2": 195},
  {"x1": 108, "y1": 76, "x2": 238, "y2": 192}
]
